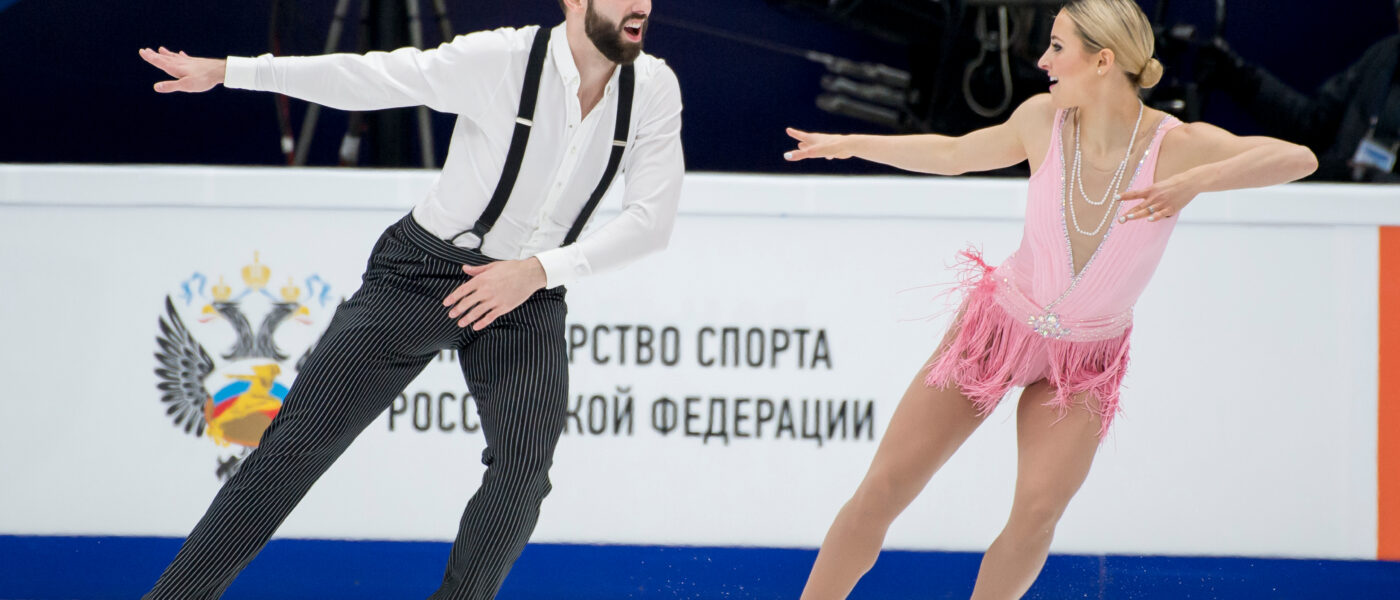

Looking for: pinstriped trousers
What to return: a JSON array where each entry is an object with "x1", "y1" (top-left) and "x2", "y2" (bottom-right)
[{"x1": 145, "y1": 214, "x2": 570, "y2": 600}]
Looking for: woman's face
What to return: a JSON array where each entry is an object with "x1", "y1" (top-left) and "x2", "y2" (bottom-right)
[{"x1": 1037, "y1": 12, "x2": 1107, "y2": 108}]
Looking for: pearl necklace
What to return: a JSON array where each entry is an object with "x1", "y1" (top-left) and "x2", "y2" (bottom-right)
[{"x1": 1068, "y1": 102, "x2": 1143, "y2": 236}]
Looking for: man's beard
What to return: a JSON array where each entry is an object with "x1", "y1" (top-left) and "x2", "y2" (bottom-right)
[{"x1": 585, "y1": 1, "x2": 645, "y2": 64}]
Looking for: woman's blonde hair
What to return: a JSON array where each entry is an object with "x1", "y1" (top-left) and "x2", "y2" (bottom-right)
[{"x1": 1063, "y1": 0, "x2": 1164, "y2": 89}]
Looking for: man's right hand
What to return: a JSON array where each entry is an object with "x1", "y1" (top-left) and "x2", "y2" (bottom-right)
[{"x1": 139, "y1": 47, "x2": 225, "y2": 93}]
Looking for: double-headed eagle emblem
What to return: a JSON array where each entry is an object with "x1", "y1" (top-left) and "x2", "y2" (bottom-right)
[{"x1": 154, "y1": 253, "x2": 331, "y2": 478}]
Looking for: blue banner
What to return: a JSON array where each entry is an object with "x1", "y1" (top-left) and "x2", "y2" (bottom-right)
[{"x1": 4, "y1": 536, "x2": 1399, "y2": 599}]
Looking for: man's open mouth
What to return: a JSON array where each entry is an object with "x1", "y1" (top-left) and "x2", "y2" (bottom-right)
[{"x1": 623, "y1": 19, "x2": 645, "y2": 42}]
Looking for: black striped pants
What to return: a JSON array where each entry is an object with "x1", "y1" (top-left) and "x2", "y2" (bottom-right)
[{"x1": 145, "y1": 215, "x2": 570, "y2": 600}]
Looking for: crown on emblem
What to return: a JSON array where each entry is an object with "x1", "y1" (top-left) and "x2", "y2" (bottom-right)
[
  {"x1": 280, "y1": 277, "x2": 301, "y2": 303},
  {"x1": 242, "y1": 251, "x2": 271, "y2": 290},
  {"x1": 211, "y1": 276, "x2": 233, "y2": 302}
]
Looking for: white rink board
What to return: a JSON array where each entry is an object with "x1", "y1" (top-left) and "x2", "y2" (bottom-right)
[{"x1": 0, "y1": 165, "x2": 1393, "y2": 560}]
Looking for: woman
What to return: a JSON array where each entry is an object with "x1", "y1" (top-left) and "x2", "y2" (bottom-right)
[{"x1": 783, "y1": 1, "x2": 1317, "y2": 598}]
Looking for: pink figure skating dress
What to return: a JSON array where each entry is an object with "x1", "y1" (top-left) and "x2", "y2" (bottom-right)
[{"x1": 925, "y1": 109, "x2": 1183, "y2": 436}]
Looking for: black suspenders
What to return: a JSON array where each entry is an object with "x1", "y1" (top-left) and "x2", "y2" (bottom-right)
[
  {"x1": 450, "y1": 26, "x2": 636, "y2": 251},
  {"x1": 564, "y1": 63, "x2": 634, "y2": 246}
]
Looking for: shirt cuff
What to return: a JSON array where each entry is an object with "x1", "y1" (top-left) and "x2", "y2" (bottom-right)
[
  {"x1": 222, "y1": 55, "x2": 263, "y2": 91},
  {"x1": 533, "y1": 246, "x2": 588, "y2": 289}
]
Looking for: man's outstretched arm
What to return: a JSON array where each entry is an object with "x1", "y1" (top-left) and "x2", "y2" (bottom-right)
[{"x1": 137, "y1": 27, "x2": 522, "y2": 116}]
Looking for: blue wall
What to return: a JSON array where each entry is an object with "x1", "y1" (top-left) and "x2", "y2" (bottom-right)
[
  {"x1": 4, "y1": 536, "x2": 1399, "y2": 599},
  {"x1": 0, "y1": 0, "x2": 1394, "y2": 174}
]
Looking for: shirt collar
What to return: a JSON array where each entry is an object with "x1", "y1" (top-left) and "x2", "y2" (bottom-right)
[{"x1": 548, "y1": 22, "x2": 619, "y2": 96}]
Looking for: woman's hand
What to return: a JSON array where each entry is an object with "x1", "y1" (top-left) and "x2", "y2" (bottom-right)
[
  {"x1": 1127, "y1": 121, "x2": 1317, "y2": 223},
  {"x1": 1118, "y1": 173, "x2": 1203, "y2": 222},
  {"x1": 784, "y1": 128, "x2": 855, "y2": 161}
]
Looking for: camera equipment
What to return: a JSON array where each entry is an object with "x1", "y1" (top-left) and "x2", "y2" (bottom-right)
[
  {"x1": 755, "y1": 0, "x2": 1228, "y2": 135},
  {"x1": 269, "y1": 0, "x2": 454, "y2": 167}
]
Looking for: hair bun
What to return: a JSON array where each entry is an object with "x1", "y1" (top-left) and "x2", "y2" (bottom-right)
[{"x1": 1139, "y1": 58, "x2": 1164, "y2": 88}]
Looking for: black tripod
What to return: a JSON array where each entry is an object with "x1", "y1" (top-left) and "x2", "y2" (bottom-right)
[{"x1": 272, "y1": 0, "x2": 456, "y2": 167}]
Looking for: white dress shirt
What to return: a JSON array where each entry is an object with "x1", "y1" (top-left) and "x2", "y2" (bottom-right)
[{"x1": 224, "y1": 23, "x2": 685, "y2": 289}]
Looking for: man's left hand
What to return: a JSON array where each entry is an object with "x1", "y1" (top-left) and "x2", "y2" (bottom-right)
[{"x1": 443, "y1": 258, "x2": 547, "y2": 330}]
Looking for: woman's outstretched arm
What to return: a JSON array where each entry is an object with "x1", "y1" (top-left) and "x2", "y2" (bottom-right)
[{"x1": 784, "y1": 95, "x2": 1053, "y2": 176}]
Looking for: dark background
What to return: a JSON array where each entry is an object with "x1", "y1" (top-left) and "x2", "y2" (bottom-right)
[{"x1": 0, "y1": 0, "x2": 1395, "y2": 174}]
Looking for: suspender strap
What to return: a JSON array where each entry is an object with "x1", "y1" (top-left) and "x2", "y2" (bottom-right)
[
  {"x1": 450, "y1": 27, "x2": 551, "y2": 248},
  {"x1": 562, "y1": 63, "x2": 634, "y2": 247}
]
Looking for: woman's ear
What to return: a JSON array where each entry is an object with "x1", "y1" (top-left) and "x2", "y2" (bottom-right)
[{"x1": 1097, "y1": 48, "x2": 1116, "y2": 75}]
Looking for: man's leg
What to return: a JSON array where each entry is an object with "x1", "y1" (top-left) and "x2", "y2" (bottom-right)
[
  {"x1": 146, "y1": 232, "x2": 466, "y2": 600},
  {"x1": 430, "y1": 288, "x2": 570, "y2": 600}
]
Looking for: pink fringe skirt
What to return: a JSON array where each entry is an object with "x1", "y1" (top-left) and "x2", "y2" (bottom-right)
[{"x1": 923, "y1": 251, "x2": 1131, "y2": 438}]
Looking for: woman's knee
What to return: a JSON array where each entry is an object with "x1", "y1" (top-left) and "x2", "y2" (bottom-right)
[
  {"x1": 1006, "y1": 495, "x2": 1069, "y2": 539},
  {"x1": 848, "y1": 472, "x2": 917, "y2": 523}
]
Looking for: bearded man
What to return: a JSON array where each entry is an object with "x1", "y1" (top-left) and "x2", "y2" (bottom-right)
[{"x1": 138, "y1": 1, "x2": 682, "y2": 597}]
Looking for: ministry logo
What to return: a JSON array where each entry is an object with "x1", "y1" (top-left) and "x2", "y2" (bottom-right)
[{"x1": 154, "y1": 252, "x2": 338, "y2": 480}]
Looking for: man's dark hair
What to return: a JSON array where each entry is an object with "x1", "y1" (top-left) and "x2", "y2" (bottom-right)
[{"x1": 559, "y1": 0, "x2": 567, "y2": 12}]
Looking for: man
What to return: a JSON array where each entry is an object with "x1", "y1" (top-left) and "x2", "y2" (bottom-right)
[
  {"x1": 1202, "y1": 0, "x2": 1400, "y2": 181},
  {"x1": 137, "y1": 0, "x2": 682, "y2": 597}
]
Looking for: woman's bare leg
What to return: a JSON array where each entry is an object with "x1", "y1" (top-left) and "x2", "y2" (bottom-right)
[
  {"x1": 799, "y1": 349, "x2": 989, "y2": 600},
  {"x1": 968, "y1": 381, "x2": 1104, "y2": 599}
]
